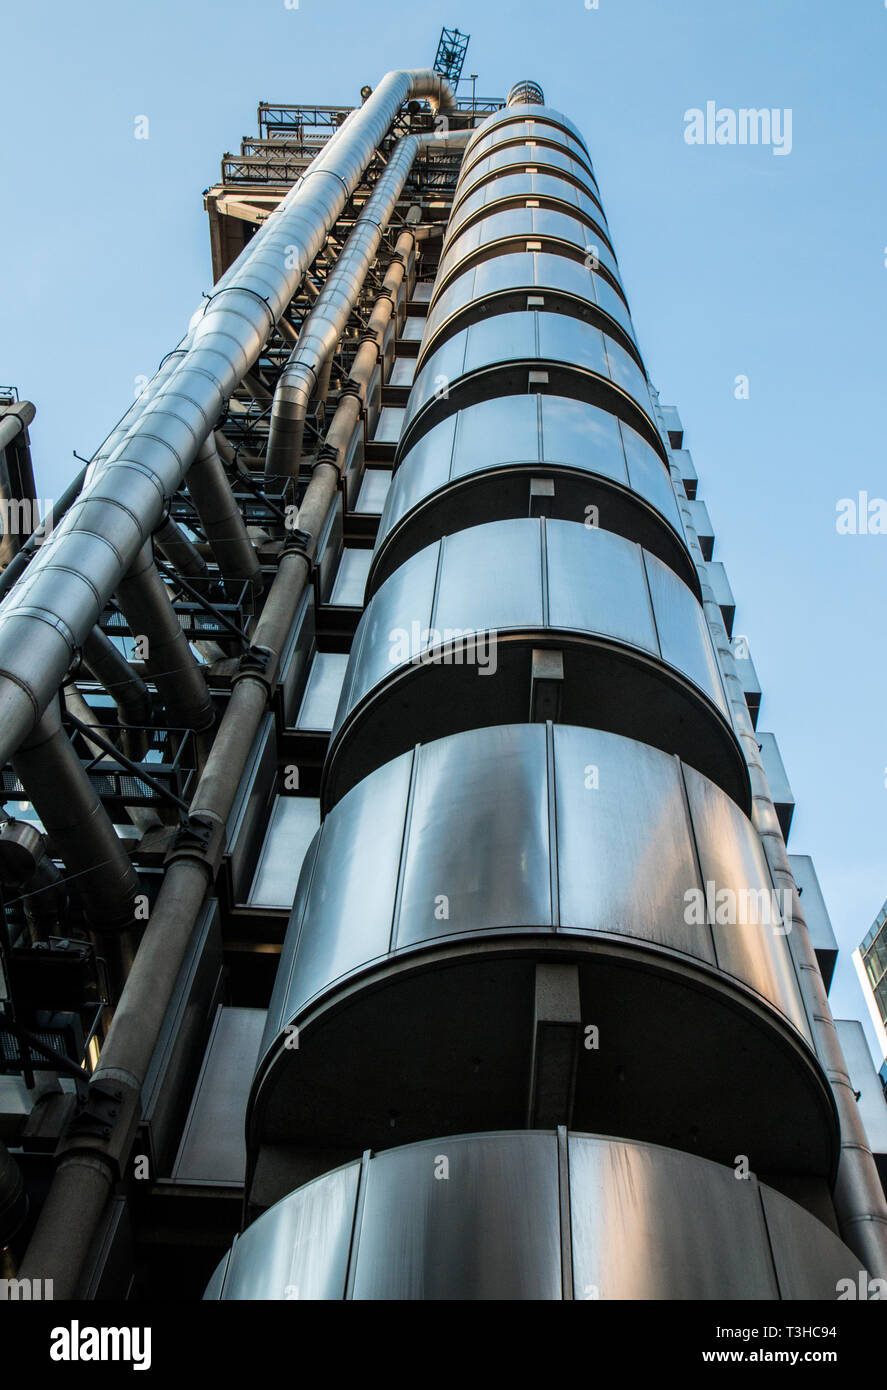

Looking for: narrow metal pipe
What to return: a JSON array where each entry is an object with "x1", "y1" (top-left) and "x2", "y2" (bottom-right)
[
  {"x1": 11, "y1": 699, "x2": 140, "y2": 933},
  {"x1": 154, "y1": 517, "x2": 209, "y2": 578},
  {"x1": 186, "y1": 433, "x2": 262, "y2": 595},
  {"x1": 114, "y1": 542, "x2": 215, "y2": 732},
  {"x1": 81, "y1": 627, "x2": 153, "y2": 760}
]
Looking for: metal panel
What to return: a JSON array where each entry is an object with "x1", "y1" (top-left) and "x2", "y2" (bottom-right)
[
  {"x1": 644, "y1": 550, "x2": 728, "y2": 713},
  {"x1": 351, "y1": 1132, "x2": 561, "y2": 1300},
  {"x1": 329, "y1": 547, "x2": 372, "y2": 607},
  {"x1": 295, "y1": 650, "x2": 349, "y2": 731},
  {"x1": 217, "y1": 1160, "x2": 359, "y2": 1300},
  {"x1": 248, "y1": 797, "x2": 321, "y2": 909},
  {"x1": 464, "y1": 103, "x2": 592, "y2": 158},
  {"x1": 405, "y1": 313, "x2": 653, "y2": 447},
  {"x1": 568, "y1": 1134, "x2": 778, "y2": 1299},
  {"x1": 546, "y1": 522, "x2": 658, "y2": 653},
  {"x1": 760, "y1": 1184, "x2": 864, "y2": 1299},
  {"x1": 396, "y1": 725, "x2": 552, "y2": 945},
  {"x1": 553, "y1": 725, "x2": 713, "y2": 961},
  {"x1": 172, "y1": 1007, "x2": 266, "y2": 1184},
  {"x1": 354, "y1": 469, "x2": 392, "y2": 515},
  {"x1": 789, "y1": 854, "x2": 838, "y2": 990},
  {"x1": 456, "y1": 145, "x2": 600, "y2": 208},
  {"x1": 338, "y1": 538, "x2": 439, "y2": 720},
  {"x1": 280, "y1": 748, "x2": 412, "y2": 1014},
  {"x1": 207, "y1": 1129, "x2": 861, "y2": 1300},
  {"x1": 432, "y1": 520, "x2": 544, "y2": 632},
  {"x1": 438, "y1": 208, "x2": 620, "y2": 290},
  {"x1": 446, "y1": 176, "x2": 608, "y2": 247},
  {"x1": 835, "y1": 1020, "x2": 887, "y2": 1159},
  {"x1": 683, "y1": 764, "x2": 811, "y2": 1040}
]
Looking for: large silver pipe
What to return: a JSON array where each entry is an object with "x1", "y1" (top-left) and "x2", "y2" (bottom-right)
[
  {"x1": 11, "y1": 698, "x2": 140, "y2": 933},
  {"x1": 114, "y1": 542, "x2": 215, "y2": 732},
  {"x1": 186, "y1": 432, "x2": 262, "y2": 595},
  {"x1": 81, "y1": 627, "x2": 153, "y2": 735},
  {"x1": 17, "y1": 257, "x2": 416, "y2": 1296},
  {"x1": 265, "y1": 131, "x2": 470, "y2": 479},
  {"x1": 0, "y1": 69, "x2": 454, "y2": 772}
]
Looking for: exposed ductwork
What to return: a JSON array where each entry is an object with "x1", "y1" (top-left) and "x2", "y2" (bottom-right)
[
  {"x1": 11, "y1": 698, "x2": 141, "y2": 933},
  {"x1": 186, "y1": 432, "x2": 262, "y2": 596},
  {"x1": 0, "y1": 69, "x2": 455, "y2": 769},
  {"x1": 114, "y1": 542, "x2": 215, "y2": 733},
  {"x1": 265, "y1": 130, "x2": 471, "y2": 479}
]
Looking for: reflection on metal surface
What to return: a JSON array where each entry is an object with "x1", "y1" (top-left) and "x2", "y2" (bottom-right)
[
  {"x1": 436, "y1": 208, "x2": 621, "y2": 298},
  {"x1": 328, "y1": 519, "x2": 741, "y2": 808},
  {"x1": 399, "y1": 311, "x2": 657, "y2": 462},
  {"x1": 246, "y1": 724, "x2": 835, "y2": 1178},
  {"x1": 207, "y1": 1131, "x2": 860, "y2": 1300},
  {"x1": 371, "y1": 394, "x2": 689, "y2": 593},
  {"x1": 248, "y1": 796, "x2": 320, "y2": 908},
  {"x1": 420, "y1": 252, "x2": 635, "y2": 368},
  {"x1": 295, "y1": 651, "x2": 349, "y2": 731}
]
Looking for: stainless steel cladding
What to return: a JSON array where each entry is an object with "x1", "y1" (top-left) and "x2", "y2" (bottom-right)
[
  {"x1": 207, "y1": 1132, "x2": 862, "y2": 1300},
  {"x1": 324, "y1": 519, "x2": 746, "y2": 809},
  {"x1": 249, "y1": 723, "x2": 834, "y2": 1177}
]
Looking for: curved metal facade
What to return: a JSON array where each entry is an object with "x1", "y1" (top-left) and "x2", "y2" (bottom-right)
[
  {"x1": 202, "y1": 93, "x2": 886, "y2": 1298},
  {"x1": 207, "y1": 1131, "x2": 862, "y2": 1301}
]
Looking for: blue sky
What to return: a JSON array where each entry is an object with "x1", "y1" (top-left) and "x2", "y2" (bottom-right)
[{"x1": 2, "y1": 0, "x2": 886, "y2": 1059}]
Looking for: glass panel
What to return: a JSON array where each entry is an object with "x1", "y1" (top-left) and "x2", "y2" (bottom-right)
[
  {"x1": 248, "y1": 797, "x2": 321, "y2": 908},
  {"x1": 355, "y1": 468, "x2": 392, "y2": 514},
  {"x1": 329, "y1": 547, "x2": 372, "y2": 607},
  {"x1": 296, "y1": 651, "x2": 349, "y2": 731}
]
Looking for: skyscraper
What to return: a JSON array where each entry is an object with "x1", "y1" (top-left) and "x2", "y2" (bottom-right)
[{"x1": 1, "y1": 66, "x2": 885, "y2": 1302}]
